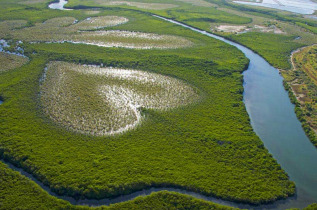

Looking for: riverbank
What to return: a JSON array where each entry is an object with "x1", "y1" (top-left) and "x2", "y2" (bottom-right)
[{"x1": 280, "y1": 45, "x2": 317, "y2": 147}]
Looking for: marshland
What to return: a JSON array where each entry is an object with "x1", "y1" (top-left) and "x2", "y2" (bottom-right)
[
  {"x1": 40, "y1": 61, "x2": 199, "y2": 135},
  {"x1": 0, "y1": 52, "x2": 29, "y2": 72},
  {"x1": 1, "y1": 16, "x2": 193, "y2": 49},
  {"x1": 0, "y1": 0, "x2": 317, "y2": 209}
]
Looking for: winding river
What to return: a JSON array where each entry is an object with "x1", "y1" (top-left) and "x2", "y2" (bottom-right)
[{"x1": 2, "y1": 1, "x2": 317, "y2": 209}]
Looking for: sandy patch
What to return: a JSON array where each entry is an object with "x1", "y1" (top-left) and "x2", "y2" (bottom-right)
[
  {"x1": 215, "y1": 25, "x2": 247, "y2": 33},
  {"x1": 213, "y1": 24, "x2": 285, "y2": 34}
]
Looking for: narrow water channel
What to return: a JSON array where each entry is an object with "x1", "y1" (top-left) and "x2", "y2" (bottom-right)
[
  {"x1": 48, "y1": 0, "x2": 72, "y2": 10},
  {"x1": 2, "y1": 1, "x2": 316, "y2": 209}
]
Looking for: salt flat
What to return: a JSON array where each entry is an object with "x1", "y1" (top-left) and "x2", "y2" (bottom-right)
[{"x1": 233, "y1": 0, "x2": 317, "y2": 14}]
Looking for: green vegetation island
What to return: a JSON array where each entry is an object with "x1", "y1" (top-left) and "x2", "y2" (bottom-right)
[{"x1": 0, "y1": 0, "x2": 316, "y2": 209}]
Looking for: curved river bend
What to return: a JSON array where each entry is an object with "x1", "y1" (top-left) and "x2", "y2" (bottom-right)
[{"x1": 2, "y1": 1, "x2": 317, "y2": 209}]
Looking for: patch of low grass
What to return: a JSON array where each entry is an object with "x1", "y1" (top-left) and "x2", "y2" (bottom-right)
[
  {"x1": 0, "y1": 52, "x2": 29, "y2": 72},
  {"x1": 0, "y1": 20, "x2": 27, "y2": 38}
]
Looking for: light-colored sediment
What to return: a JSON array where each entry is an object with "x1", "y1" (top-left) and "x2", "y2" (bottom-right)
[
  {"x1": 213, "y1": 24, "x2": 285, "y2": 34},
  {"x1": 215, "y1": 25, "x2": 247, "y2": 33}
]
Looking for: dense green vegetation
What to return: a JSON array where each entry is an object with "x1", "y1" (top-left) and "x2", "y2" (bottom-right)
[
  {"x1": 0, "y1": 0, "x2": 86, "y2": 23},
  {"x1": 106, "y1": 192, "x2": 237, "y2": 210},
  {"x1": 1, "y1": 160, "x2": 316, "y2": 209},
  {"x1": 0, "y1": 161, "x2": 72, "y2": 209},
  {"x1": 0, "y1": 161, "x2": 239, "y2": 210},
  {"x1": 296, "y1": 22, "x2": 317, "y2": 34},
  {"x1": 1, "y1": 0, "x2": 316, "y2": 209},
  {"x1": 226, "y1": 32, "x2": 304, "y2": 69},
  {"x1": 304, "y1": 203, "x2": 317, "y2": 210},
  {"x1": 161, "y1": 7, "x2": 251, "y2": 31},
  {"x1": 66, "y1": 0, "x2": 252, "y2": 27},
  {"x1": 0, "y1": 8, "x2": 295, "y2": 205}
]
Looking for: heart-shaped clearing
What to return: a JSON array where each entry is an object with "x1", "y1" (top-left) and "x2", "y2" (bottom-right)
[{"x1": 40, "y1": 61, "x2": 200, "y2": 136}]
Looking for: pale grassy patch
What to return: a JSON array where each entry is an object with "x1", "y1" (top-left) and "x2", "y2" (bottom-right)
[
  {"x1": 10, "y1": 16, "x2": 128, "y2": 42},
  {"x1": 19, "y1": 0, "x2": 49, "y2": 4},
  {"x1": 253, "y1": 25, "x2": 285, "y2": 34},
  {"x1": 84, "y1": 10, "x2": 101, "y2": 15},
  {"x1": 94, "y1": 0, "x2": 178, "y2": 10},
  {"x1": 0, "y1": 52, "x2": 29, "y2": 72},
  {"x1": 11, "y1": 17, "x2": 76, "y2": 42},
  {"x1": 70, "y1": 30, "x2": 193, "y2": 49},
  {"x1": 0, "y1": 20, "x2": 27, "y2": 38},
  {"x1": 40, "y1": 61, "x2": 199, "y2": 136},
  {"x1": 175, "y1": 0, "x2": 216, "y2": 7},
  {"x1": 43, "y1": 17, "x2": 77, "y2": 27},
  {"x1": 68, "y1": 16, "x2": 128, "y2": 30}
]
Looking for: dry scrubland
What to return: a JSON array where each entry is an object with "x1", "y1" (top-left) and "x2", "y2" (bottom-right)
[
  {"x1": 0, "y1": 16, "x2": 192, "y2": 49},
  {"x1": 282, "y1": 45, "x2": 317, "y2": 146},
  {"x1": 0, "y1": 52, "x2": 29, "y2": 72},
  {"x1": 213, "y1": 24, "x2": 284, "y2": 34},
  {"x1": 41, "y1": 61, "x2": 199, "y2": 136}
]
